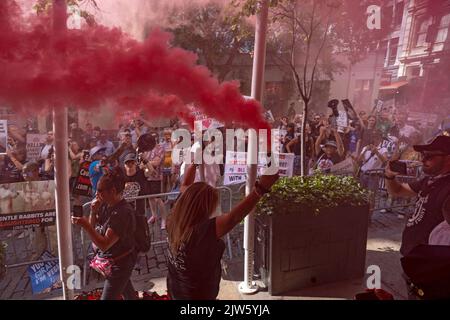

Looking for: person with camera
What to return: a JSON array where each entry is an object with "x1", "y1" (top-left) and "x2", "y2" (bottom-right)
[
  {"x1": 166, "y1": 164, "x2": 279, "y2": 300},
  {"x1": 312, "y1": 124, "x2": 345, "y2": 174},
  {"x1": 71, "y1": 169, "x2": 137, "y2": 300},
  {"x1": 357, "y1": 131, "x2": 388, "y2": 212},
  {"x1": 1, "y1": 144, "x2": 26, "y2": 183},
  {"x1": 385, "y1": 135, "x2": 450, "y2": 256}
]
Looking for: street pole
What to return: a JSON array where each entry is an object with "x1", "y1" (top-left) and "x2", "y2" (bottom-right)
[
  {"x1": 239, "y1": 0, "x2": 269, "y2": 295},
  {"x1": 53, "y1": 0, "x2": 74, "y2": 300}
]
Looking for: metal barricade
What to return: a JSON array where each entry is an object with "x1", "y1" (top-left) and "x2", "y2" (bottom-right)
[{"x1": 360, "y1": 164, "x2": 423, "y2": 214}]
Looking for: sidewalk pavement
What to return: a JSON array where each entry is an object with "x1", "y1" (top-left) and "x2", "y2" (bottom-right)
[{"x1": 1, "y1": 210, "x2": 407, "y2": 300}]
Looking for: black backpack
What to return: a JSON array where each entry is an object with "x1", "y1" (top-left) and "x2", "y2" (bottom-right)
[{"x1": 134, "y1": 213, "x2": 151, "y2": 253}]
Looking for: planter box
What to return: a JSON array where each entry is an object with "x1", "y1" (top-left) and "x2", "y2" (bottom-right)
[{"x1": 255, "y1": 205, "x2": 370, "y2": 295}]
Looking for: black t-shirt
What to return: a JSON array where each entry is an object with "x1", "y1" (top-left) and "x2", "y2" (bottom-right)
[
  {"x1": 401, "y1": 175, "x2": 450, "y2": 256},
  {"x1": 167, "y1": 218, "x2": 225, "y2": 300},
  {"x1": 96, "y1": 199, "x2": 136, "y2": 258},
  {"x1": 123, "y1": 169, "x2": 149, "y2": 216},
  {"x1": 0, "y1": 157, "x2": 24, "y2": 183}
]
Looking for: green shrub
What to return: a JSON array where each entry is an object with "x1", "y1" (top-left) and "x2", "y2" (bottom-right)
[{"x1": 257, "y1": 174, "x2": 369, "y2": 216}]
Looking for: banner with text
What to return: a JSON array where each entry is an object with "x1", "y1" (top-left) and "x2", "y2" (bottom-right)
[{"x1": 0, "y1": 180, "x2": 56, "y2": 230}]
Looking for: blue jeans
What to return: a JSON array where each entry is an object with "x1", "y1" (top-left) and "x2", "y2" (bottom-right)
[{"x1": 101, "y1": 252, "x2": 137, "y2": 300}]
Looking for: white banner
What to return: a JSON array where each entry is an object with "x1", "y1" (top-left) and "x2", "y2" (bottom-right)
[
  {"x1": 223, "y1": 151, "x2": 247, "y2": 185},
  {"x1": 223, "y1": 151, "x2": 294, "y2": 185},
  {"x1": 26, "y1": 134, "x2": 47, "y2": 163},
  {"x1": 329, "y1": 157, "x2": 356, "y2": 176},
  {"x1": 336, "y1": 111, "x2": 348, "y2": 133}
]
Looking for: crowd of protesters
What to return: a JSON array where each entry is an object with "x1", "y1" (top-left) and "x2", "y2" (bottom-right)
[{"x1": 1, "y1": 101, "x2": 449, "y2": 300}]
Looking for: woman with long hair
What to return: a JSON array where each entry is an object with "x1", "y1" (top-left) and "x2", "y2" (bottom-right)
[
  {"x1": 166, "y1": 164, "x2": 278, "y2": 300},
  {"x1": 71, "y1": 169, "x2": 137, "y2": 300}
]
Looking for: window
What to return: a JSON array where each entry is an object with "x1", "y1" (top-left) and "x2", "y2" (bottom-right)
[
  {"x1": 388, "y1": 38, "x2": 399, "y2": 65},
  {"x1": 394, "y1": 1, "x2": 404, "y2": 28},
  {"x1": 435, "y1": 13, "x2": 450, "y2": 43},
  {"x1": 415, "y1": 16, "x2": 432, "y2": 47}
]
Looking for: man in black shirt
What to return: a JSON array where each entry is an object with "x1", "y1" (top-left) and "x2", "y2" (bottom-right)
[
  {"x1": 385, "y1": 135, "x2": 450, "y2": 256},
  {"x1": 122, "y1": 153, "x2": 149, "y2": 216},
  {"x1": 313, "y1": 126, "x2": 345, "y2": 173}
]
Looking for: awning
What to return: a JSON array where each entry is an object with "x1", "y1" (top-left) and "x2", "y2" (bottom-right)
[{"x1": 379, "y1": 81, "x2": 409, "y2": 91}]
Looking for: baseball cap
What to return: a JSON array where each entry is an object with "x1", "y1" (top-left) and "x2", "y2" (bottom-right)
[
  {"x1": 89, "y1": 146, "x2": 106, "y2": 157},
  {"x1": 123, "y1": 153, "x2": 137, "y2": 164},
  {"x1": 324, "y1": 140, "x2": 337, "y2": 148},
  {"x1": 413, "y1": 135, "x2": 450, "y2": 154}
]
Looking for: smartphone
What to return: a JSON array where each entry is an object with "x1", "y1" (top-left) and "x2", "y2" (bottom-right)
[
  {"x1": 389, "y1": 160, "x2": 407, "y2": 175},
  {"x1": 72, "y1": 205, "x2": 83, "y2": 217}
]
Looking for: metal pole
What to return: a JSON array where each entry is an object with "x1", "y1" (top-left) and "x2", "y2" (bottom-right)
[
  {"x1": 53, "y1": 0, "x2": 74, "y2": 300},
  {"x1": 239, "y1": 0, "x2": 269, "y2": 295}
]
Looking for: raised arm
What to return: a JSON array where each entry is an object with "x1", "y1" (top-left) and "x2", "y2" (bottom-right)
[
  {"x1": 215, "y1": 174, "x2": 279, "y2": 239},
  {"x1": 180, "y1": 164, "x2": 197, "y2": 193},
  {"x1": 384, "y1": 163, "x2": 417, "y2": 198},
  {"x1": 332, "y1": 128, "x2": 345, "y2": 158}
]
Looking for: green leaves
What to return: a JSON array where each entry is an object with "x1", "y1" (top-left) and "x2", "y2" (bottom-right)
[{"x1": 257, "y1": 173, "x2": 369, "y2": 215}]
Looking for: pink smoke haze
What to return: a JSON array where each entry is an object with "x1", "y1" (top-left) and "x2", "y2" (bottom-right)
[{"x1": 0, "y1": 0, "x2": 270, "y2": 131}]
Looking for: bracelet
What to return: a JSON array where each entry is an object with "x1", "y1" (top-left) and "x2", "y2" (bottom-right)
[{"x1": 384, "y1": 174, "x2": 395, "y2": 180}]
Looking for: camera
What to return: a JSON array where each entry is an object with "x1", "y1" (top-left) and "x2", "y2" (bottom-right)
[
  {"x1": 72, "y1": 205, "x2": 83, "y2": 218},
  {"x1": 47, "y1": 146, "x2": 54, "y2": 159},
  {"x1": 389, "y1": 160, "x2": 407, "y2": 175}
]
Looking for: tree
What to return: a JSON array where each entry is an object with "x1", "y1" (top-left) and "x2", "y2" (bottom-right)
[
  {"x1": 232, "y1": 0, "x2": 388, "y2": 175},
  {"x1": 33, "y1": 0, "x2": 98, "y2": 25},
  {"x1": 167, "y1": 3, "x2": 255, "y2": 82}
]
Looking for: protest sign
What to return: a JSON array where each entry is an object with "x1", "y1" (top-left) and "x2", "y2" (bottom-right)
[
  {"x1": 330, "y1": 157, "x2": 356, "y2": 176},
  {"x1": 336, "y1": 111, "x2": 348, "y2": 133},
  {"x1": 26, "y1": 134, "x2": 46, "y2": 162},
  {"x1": 27, "y1": 251, "x2": 61, "y2": 295},
  {"x1": 72, "y1": 161, "x2": 92, "y2": 197},
  {"x1": 224, "y1": 151, "x2": 247, "y2": 186},
  {"x1": 0, "y1": 180, "x2": 56, "y2": 230}
]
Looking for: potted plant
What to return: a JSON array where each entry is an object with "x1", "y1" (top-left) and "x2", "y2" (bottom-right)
[
  {"x1": 0, "y1": 242, "x2": 7, "y2": 281},
  {"x1": 255, "y1": 174, "x2": 370, "y2": 295}
]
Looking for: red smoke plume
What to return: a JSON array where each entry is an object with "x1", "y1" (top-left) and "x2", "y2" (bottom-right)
[{"x1": 0, "y1": 0, "x2": 270, "y2": 131}]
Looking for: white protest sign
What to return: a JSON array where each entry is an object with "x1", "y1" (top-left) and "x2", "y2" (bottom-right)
[
  {"x1": 0, "y1": 120, "x2": 7, "y2": 155},
  {"x1": 224, "y1": 151, "x2": 247, "y2": 186},
  {"x1": 258, "y1": 152, "x2": 294, "y2": 177},
  {"x1": 375, "y1": 99, "x2": 384, "y2": 113},
  {"x1": 330, "y1": 157, "x2": 356, "y2": 176},
  {"x1": 26, "y1": 134, "x2": 47, "y2": 162},
  {"x1": 336, "y1": 111, "x2": 348, "y2": 133}
]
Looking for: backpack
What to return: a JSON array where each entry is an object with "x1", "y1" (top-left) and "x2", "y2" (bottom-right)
[{"x1": 134, "y1": 213, "x2": 151, "y2": 253}]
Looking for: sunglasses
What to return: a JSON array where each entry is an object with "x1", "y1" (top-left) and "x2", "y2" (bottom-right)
[{"x1": 421, "y1": 153, "x2": 447, "y2": 161}]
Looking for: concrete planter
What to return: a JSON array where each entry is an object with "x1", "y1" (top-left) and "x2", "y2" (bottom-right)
[{"x1": 255, "y1": 205, "x2": 370, "y2": 295}]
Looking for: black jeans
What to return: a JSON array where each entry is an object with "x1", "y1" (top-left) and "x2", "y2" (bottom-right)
[{"x1": 101, "y1": 252, "x2": 137, "y2": 300}]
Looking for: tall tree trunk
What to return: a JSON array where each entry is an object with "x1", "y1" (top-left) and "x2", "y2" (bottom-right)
[{"x1": 300, "y1": 99, "x2": 308, "y2": 176}]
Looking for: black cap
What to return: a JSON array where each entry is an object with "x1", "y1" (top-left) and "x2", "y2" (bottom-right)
[
  {"x1": 123, "y1": 153, "x2": 137, "y2": 163},
  {"x1": 413, "y1": 135, "x2": 450, "y2": 154}
]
